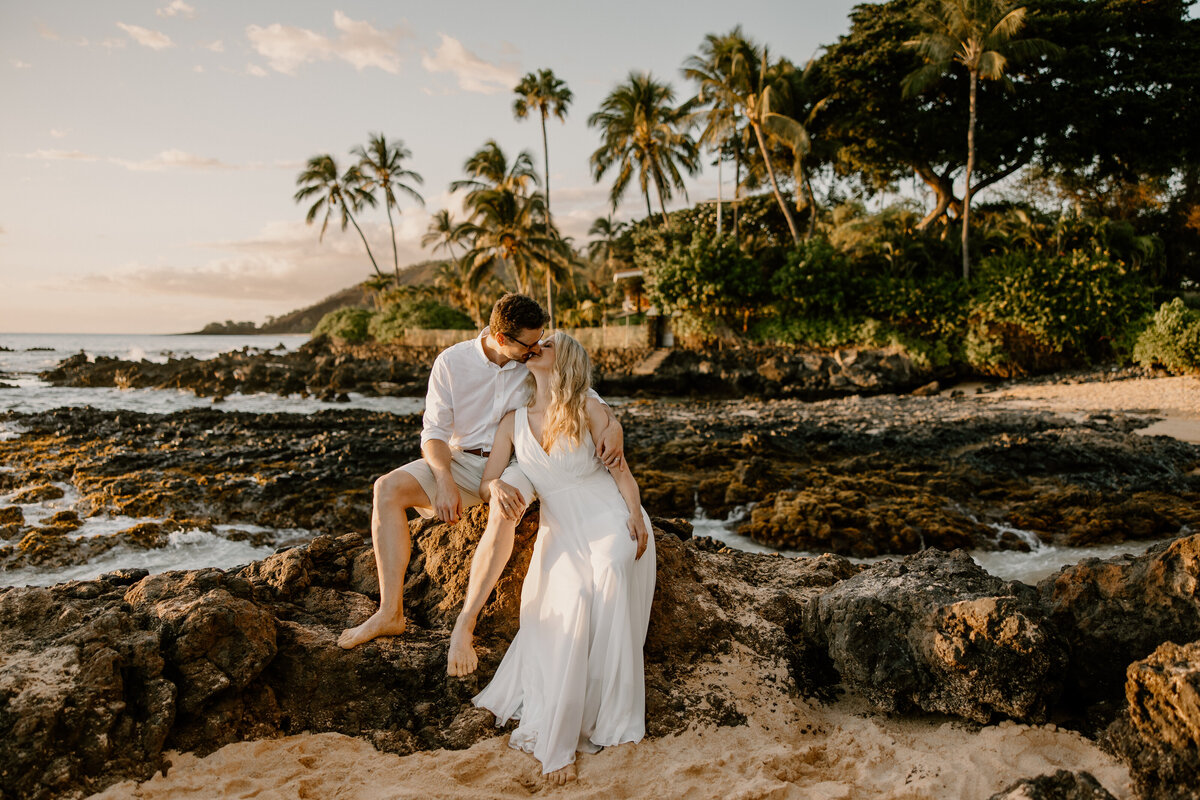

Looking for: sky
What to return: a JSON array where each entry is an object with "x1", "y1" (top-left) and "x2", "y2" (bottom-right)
[{"x1": 0, "y1": 0, "x2": 862, "y2": 333}]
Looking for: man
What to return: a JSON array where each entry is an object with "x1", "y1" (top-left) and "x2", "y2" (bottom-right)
[{"x1": 338, "y1": 294, "x2": 623, "y2": 678}]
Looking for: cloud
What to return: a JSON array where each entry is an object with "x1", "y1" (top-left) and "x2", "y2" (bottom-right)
[
  {"x1": 116, "y1": 22, "x2": 174, "y2": 50},
  {"x1": 157, "y1": 1, "x2": 195, "y2": 19},
  {"x1": 69, "y1": 219, "x2": 432, "y2": 302},
  {"x1": 206, "y1": 40, "x2": 224, "y2": 52},
  {"x1": 49, "y1": 129, "x2": 67, "y2": 138},
  {"x1": 246, "y1": 63, "x2": 268, "y2": 78},
  {"x1": 193, "y1": 64, "x2": 204, "y2": 73},
  {"x1": 100, "y1": 37, "x2": 127, "y2": 50},
  {"x1": 245, "y1": 12, "x2": 406, "y2": 76},
  {"x1": 110, "y1": 149, "x2": 233, "y2": 171},
  {"x1": 12, "y1": 59, "x2": 32, "y2": 69},
  {"x1": 420, "y1": 34, "x2": 517, "y2": 94},
  {"x1": 26, "y1": 149, "x2": 99, "y2": 162},
  {"x1": 37, "y1": 23, "x2": 59, "y2": 41}
]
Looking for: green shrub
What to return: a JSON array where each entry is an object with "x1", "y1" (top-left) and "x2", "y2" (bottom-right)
[
  {"x1": 644, "y1": 231, "x2": 769, "y2": 336},
  {"x1": 1133, "y1": 298, "x2": 1200, "y2": 373},
  {"x1": 966, "y1": 249, "x2": 1152, "y2": 375},
  {"x1": 312, "y1": 308, "x2": 372, "y2": 343},
  {"x1": 369, "y1": 298, "x2": 473, "y2": 342}
]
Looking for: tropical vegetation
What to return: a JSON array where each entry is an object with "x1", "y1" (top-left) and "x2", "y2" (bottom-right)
[{"x1": 301, "y1": 0, "x2": 1200, "y2": 374}]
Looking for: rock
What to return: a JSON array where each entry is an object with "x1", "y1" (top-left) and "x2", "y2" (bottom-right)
[
  {"x1": 1038, "y1": 534, "x2": 1200, "y2": 719},
  {"x1": 1107, "y1": 639, "x2": 1200, "y2": 800},
  {"x1": 0, "y1": 506, "x2": 24, "y2": 525},
  {"x1": 811, "y1": 549, "x2": 1068, "y2": 723},
  {"x1": 11, "y1": 484, "x2": 65, "y2": 503},
  {"x1": 0, "y1": 513, "x2": 860, "y2": 798},
  {"x1": 912, "y1": 380, "x2": 941, "y2": 396},
  {"x1": 987, "y1": 770, "x2": 1118, "y2": 800}
]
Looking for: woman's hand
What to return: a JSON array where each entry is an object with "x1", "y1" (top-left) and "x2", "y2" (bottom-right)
[
  {"x1": 488, "y1": 479, "x2": 527, "y2": 522},
  {"x1": 627, "y1": 512, "x2": 649, "y2": 560}
]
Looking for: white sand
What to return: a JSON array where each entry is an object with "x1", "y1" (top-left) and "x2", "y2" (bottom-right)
[{"x1": 91, "y1": 693, "x2": 1130, "y2": 800}]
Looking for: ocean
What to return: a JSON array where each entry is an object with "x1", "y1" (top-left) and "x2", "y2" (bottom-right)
[{"x1": 0, "y1": 332, "x2": 1177, "y2": 588}]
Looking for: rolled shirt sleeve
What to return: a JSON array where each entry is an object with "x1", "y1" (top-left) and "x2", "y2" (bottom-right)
[{"x1": 420, "y1": 354, "x2": 455, "y2": 448}]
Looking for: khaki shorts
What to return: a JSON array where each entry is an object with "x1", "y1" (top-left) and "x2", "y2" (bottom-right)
[{"x1": 399, "y1": 449, "x2": 536, "y2": 519}]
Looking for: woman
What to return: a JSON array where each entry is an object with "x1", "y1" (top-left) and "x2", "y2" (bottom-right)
[{"x1": 473, "y1": 331, "x2": 656, "y2": 785}]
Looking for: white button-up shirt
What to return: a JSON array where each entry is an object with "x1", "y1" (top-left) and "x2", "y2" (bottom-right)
[
  {"x1": 420, "y1": 328, "x2": 529, "y2": 451},
  {"x1": 420, "y1": 328, "x2": 604, "y2": 452}
]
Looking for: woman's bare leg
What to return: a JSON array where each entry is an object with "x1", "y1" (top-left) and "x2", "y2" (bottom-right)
[{"x1": 447, "y1": 493, "x2": 517, "y2": 675}]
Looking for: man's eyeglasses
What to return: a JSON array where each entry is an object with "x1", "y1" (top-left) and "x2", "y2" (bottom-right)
[{"x1": 507, "y1": 331, "x2": 546, "y2": 353}]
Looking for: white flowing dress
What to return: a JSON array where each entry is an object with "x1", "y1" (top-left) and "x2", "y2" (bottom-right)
[{"x1": 473, "y1": 407, "x2": 657, "y2": 774}]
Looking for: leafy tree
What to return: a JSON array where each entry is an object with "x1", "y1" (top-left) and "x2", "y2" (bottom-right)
[
  {"x1": 459, "y1": 187, "x2": 572, "y2": 298},
  {"x1": 294, "y1": 154, "x2": 385, "y2": 279},
  {"x1": 588, "y1": 72, "x2": 700, "y2": 228},
  {"x1": 514, "y1": 68, "x2": 573, "y2": 320},
  {"x1": 351, "y1": 133, "x2": 424, "y2": 282},
  {"x1": 903, "y1": 0, "x2": 1060, "y2": 279}
]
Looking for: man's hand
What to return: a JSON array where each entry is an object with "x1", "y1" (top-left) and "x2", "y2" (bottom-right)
[
  {"x1": 488, "y1": 479, "x2": 527, "y2": 522},
  {"x1": 596, "y1": 417, "x2": 624, "y2": 469},
  {"x1": 628, "y1": 512, "x2": 649, "y2": 560},
  {"x1": 433, "y1": 475, "x2": 462, "y2": 523}
]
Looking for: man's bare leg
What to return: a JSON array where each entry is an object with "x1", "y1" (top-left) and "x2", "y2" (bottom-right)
[
  {"x1": 447, "y1": 494, "x2": 518, "y2": 675},
  {"x1": 338, "y1": 469, "x2": 427, "y2": 649}
]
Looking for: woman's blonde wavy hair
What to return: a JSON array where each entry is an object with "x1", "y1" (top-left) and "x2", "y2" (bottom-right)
[{"x1": 530, "y1": 331, "x2": 592, "y2": 452}]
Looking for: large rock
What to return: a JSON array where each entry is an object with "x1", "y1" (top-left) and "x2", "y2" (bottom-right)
[
  {"x1": 811, "y1": 548, "x2": 1068, "y2": 723},
  {"x1": 1107, "y1": 639, "x2": 1200, "y2": 800},
  {"x1": 1038, "y1": 534, "x2": 1200, "y2": 718},
  {"x1": 0, "y1": 511, "x2": 859, "y2": 799},
  {"x1": 987, "y1": 770, "x2": 1118, "y2": 800}
]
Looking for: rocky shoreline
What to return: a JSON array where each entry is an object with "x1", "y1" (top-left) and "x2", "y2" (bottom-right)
[
  {"x1": 36, "y1": 337, "x2": 939, "y2": 401},
  {"x1": 1, "y1": 389, "x2": 1198, "y2": 798}
]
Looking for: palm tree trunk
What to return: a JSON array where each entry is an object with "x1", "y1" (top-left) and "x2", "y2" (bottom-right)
[
  {"x1": 734, "y1": 149, "x2": 741, "y2": 245},
  {"x1": 803, "y1": 166, "x2": 817, "y2": 240},
  {"x1": 644, "y1": 188, "x2": 653, "y2": 222},
  {"x1": 716, "y1": 156, "x2": 723, "y2": 238},
  {"x1": 541, "y1": 110, "x2": 554, "y2": 324},
  {"x1": 345, "y1": 207, "x2": 385, "y2": 279},
  {"x1": 655, "y1": 179, "x2": 672, "y2": 231},
  {"x1": 752, "y1": 122, "x2": 800, "y2": 245},
  {"x1": 385, "y1": 191, "x2": 400, "y2": 282},
  {"x1": 962, "y1": 70, "x2": 977, "y2": 281}
]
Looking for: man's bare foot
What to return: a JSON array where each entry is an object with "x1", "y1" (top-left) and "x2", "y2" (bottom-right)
[
  {"x1": 446, "y1": 616, "x2": 478, "y2": 676},
  {"x1": 545, "y1": 763, "x2": 577, "y2": 786},
  {"x1": 337, "y1": 610, "x2": 406, "y2": 649}
]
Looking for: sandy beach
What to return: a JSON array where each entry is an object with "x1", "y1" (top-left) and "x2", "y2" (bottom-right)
[{"x1": 91, "y1": 692, "x2": 1131, "y2": 800}]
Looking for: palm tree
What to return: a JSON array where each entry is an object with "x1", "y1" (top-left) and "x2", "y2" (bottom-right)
[
  {"x1": 361, "y1": 274, "x2": 394, "y2": 310},
  {"x1": 588, "y1": 71, "x2": 700, "y2": 229},
  {"x1": 351, "y1": 133, "x2": 425, "y2": 282},
  {"x1": 459, "y1": 188, "x2": 572, "y2": 297},
  {"x1": 587, "y1": 214, "x2": 627, "y2": 272},
  {"x1": 423, "y1": 209, "x2": 483, "y2": 324},
  {"x1": 514, "y1": 68, "x2": 573, "y2": 323},
  {"x1": 450, "y1": 140, "x2": 539, "y2": 203},
  {"x1": 903, "y1": 0, "x2": 1058, "y2": 279},
  {"x1": 294, "y1": 154, "x2": 385, "y2": 279}
]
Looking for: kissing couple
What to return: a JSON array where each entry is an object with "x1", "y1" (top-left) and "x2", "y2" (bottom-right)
[{"x1": 339, "y1": 293, "x2": 656, "y2": 785}]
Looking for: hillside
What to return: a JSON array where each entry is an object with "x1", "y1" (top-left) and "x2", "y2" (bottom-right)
[{"x1": 188, "y1": 259, "x2": 447, "y2": 335}]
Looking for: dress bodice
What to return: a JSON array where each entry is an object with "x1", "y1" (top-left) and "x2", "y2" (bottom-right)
[{"x1": 513, "y1": 407, "x2": 607, "y2": 497}]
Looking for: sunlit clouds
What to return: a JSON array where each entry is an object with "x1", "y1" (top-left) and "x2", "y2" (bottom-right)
[
  {"x1": 115, "y1": 22, "x2": 174, "y2": 51},
  {"x1": 245, "y1": 12, "x2": 407, "y2": 75},
  {"x1": 421, "y1": 34, "x2": 518, "y2": 94},
  {"x1": 156, "y1": 1, "x2": 196, "y2": 19}
]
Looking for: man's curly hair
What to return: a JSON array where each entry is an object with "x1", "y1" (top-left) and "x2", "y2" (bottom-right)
[{"x1": 489, "y1": 293, "x2": 548, "y2": 339}]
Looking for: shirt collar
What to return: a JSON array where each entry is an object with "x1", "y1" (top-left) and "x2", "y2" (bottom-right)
[{"x1": 476, "y1": 326, "x2": 524, "y2": 371}]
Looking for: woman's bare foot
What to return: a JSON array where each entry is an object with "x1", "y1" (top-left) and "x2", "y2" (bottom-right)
[
  {"x1": 545, "y1": 763, "x2": 577, "y2": 786},
  {"x1": 446, "y1": 617, "x2": 478, "y2": 676},
  {"x1": 337, "y1": 610, "x2": 406, "y2": 649}
]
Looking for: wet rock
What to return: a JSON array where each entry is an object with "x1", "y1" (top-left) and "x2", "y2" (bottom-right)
[
  {"x1": 1005, "y1": 489, "x2": 1199, "y2": 547},
  {"x1": 987, "y1": 770, "x2": 1118, "y2": 800},
  {"x1": 1107, "y1": 639, "x2": 1200, "y2": 800},
  {"x1": 1038, "y1": 534, "x2": 1200, "y2": 719},
  {"x1": 0, "y1": 506, "x2": 24, "y2": 525},
  {"x1": 811, "y1": 549, "x2": 1068, "y2": 723},
  {"x1": 11, "y1": 484, "x2": 65, "y2": 503}
]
